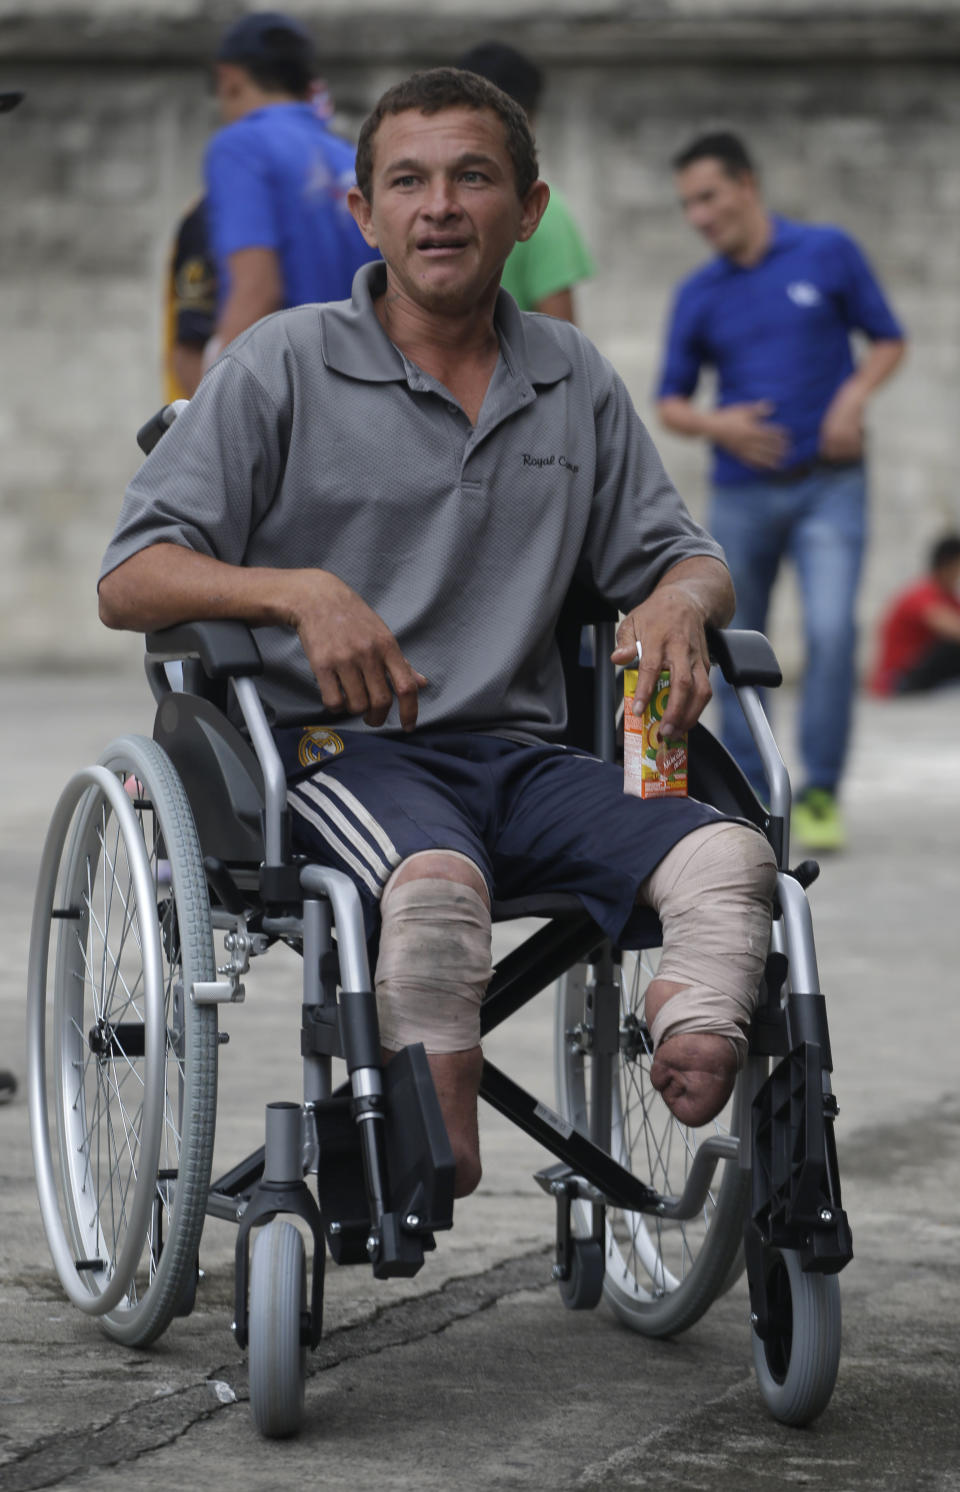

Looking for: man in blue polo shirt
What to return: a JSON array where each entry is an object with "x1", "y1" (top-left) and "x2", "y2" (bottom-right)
[
  {"x1": 203, "y1": 11, "x2": 376, "y2": 363},
  {"x1": 657, "y1": 131, "x2": 905, "y2": 850}
]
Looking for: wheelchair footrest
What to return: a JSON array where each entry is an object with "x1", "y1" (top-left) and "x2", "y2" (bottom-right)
[
  {"x1": 311, "y1": 1094, "x2": 371, "y2": 1265},
  {"x1": 533, "y1": 1162, "x2": 606, "y2": 1209},
  {"x1": 751, "y1": 1040, "x2": 853, "y2": 1273},
  {"x1": 314, "y1": 1043, "x2": 455, "y2": 1276}
]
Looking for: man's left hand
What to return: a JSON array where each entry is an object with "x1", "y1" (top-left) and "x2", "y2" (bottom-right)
[{"x1": 611, "y1": 585, "x2": 714, "y2": 734}]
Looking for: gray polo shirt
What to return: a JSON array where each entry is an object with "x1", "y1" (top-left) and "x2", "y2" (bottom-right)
[{"x1": 101, "y1": 263, "x2": 725, "y2": 736}]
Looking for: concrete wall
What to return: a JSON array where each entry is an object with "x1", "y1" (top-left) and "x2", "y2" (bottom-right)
[{"x1": 1, "y1": 2, "x2": 959, "y2": 674}]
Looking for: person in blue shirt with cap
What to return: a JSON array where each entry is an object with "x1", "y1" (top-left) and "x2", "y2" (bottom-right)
[
  {"x1": 657, "y1": 131, "x2": 905, "y2": 851},
  {"x1": 203, "y1": 10, "x2": 376, "y2": 366}
]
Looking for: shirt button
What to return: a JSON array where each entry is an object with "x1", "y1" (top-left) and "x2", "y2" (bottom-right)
[{"x1": 447, "y1": 402, "x2": 457, "y2": 414}]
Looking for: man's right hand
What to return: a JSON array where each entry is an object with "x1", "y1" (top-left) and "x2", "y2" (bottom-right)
[
  {"x1": 707, "y1": 400, "x2": 790, "y2": 470},
  {"x1": 99, "y1": 546, "x2": 427, "y2": 732},
  {"x1": 287, "y1": 569, "x2": 427, "y2": 731}
]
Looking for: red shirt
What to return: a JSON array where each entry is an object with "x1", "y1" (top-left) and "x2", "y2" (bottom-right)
[{"x1": 869, "y1": 578, "x2": 960, "y2": 694}]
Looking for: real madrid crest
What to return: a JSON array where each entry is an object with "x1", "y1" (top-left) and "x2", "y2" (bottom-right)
[{"x1": 297, "y1": 727, "x2": 345, "y2": 767}]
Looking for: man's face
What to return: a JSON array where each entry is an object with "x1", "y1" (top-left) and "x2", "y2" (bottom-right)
[
  {"x1": 348, "y1": 106, "x2": 548, "y2": 316},
  {"x1": 213, "y1": 62, "x2": 249, "y2": 125},
  {"x1": 675, "y1": 158, "x2": 757, "y2": 258}
]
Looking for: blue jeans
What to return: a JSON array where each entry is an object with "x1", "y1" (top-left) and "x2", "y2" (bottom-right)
[{"x1": 708, "y1": 464, "x2": 867, "y2": 799}]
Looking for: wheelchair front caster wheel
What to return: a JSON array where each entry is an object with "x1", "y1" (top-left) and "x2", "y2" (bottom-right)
[
  {"x1": 751, "y1": 1246, "x2": 841, "y2": 1427},
  {"x1": 249, "y1": 1221, "x2": 307, "y2": 1437},
  {"x1": 558, "y1": 1239, "x2": 605, "y2": 1311}
]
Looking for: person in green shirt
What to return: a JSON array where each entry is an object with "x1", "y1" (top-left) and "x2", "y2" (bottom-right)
[{"x1": 457, "y1": 41, "x2": 594, "y2": 322}]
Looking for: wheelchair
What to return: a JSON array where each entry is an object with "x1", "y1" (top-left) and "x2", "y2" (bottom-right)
[{"x1": 26, "y1": 432, "x2": 852, "y2": 1438}]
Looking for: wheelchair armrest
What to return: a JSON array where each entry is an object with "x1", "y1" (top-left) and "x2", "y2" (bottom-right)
[
  {"x1": 707, "y1": 627, "x2": 783, "y2": 688},
  {"x1": 145, "y1": 620, "x2": 264, "y2": 679}
]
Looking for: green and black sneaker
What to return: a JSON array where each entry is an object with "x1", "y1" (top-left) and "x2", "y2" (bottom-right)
[{"x1": 792, "y1": 787, "x2": 845, "y2": 853}]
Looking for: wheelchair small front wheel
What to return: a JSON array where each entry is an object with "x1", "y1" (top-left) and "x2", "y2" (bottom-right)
[
  {"x1": 557, "y1": 1238, "x2": 605, "y2": 1311},
  {"x1": 27, "y1": 736, "x2": 218, "y2": 1347},
  {"x1": 751, "y1": 1246, "x2": 842, "y2": 1426},
  {"x1": 249, "y1": 1221, "x2": 307, "y2": 1438}
]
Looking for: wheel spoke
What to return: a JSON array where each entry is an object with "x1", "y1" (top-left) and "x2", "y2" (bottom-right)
[
  {"x1": 35, "y1": 743, "x2": 217, "y2": 1340},
  {"x1": 555, "y1": 950, "x2": 751, "y2": 1329},
  {"x1": 89, "y1": 830, "x2": 145, "y2": 1024},
  {"x1": 100, "y1": 1074, "x2": 136, "y2": 1225}
]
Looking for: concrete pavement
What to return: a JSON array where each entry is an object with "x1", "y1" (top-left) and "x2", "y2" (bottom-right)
[{"x1": 1, "y1": 669, "x2": 958, "y2": 1490}]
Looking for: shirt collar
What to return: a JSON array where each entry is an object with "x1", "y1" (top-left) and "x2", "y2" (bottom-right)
[
  {"x1": 494, "y1": 282, "x2": 572, "y2": 388},
  {"x1": 321, "y1": 261, "x2": 571, "y2": 388},
  {"x1": 767, "y1": 214, "x2": 797, "y2": 253},
  {"x1": 716, "y1": 214, "x2": 795, "y2": 275},
  {"x1": 320, "y1": 263, "x2": 407, "y2": 382}
]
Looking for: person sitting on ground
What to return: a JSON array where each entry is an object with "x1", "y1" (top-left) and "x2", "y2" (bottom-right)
[
  {"x1": 98, "y1": 68, "x2": 776, "y2": 1198},
  {"x1": 869, "y1": 533, "x2": 960, "y2": 696}
]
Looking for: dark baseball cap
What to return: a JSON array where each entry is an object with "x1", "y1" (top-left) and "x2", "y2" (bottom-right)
[
  {"x1": 215, "y1": 12, "x2": 315, "y2": 67},
  {"x1": 0, "y1": 92, "x2": 24, "y2": 113}
]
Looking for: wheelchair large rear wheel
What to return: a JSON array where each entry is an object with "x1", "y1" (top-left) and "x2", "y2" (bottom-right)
[
  {"x1": 555, "y1": 949, "x2": 755, "y2": 1337},
  {"x1": 28, "y1": 735, "x2": 218, "y2": 1346}
]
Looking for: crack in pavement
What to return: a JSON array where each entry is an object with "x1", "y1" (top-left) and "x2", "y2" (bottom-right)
[
  {"x1": 0, "y1": 1246, "x2": 553, "y2": 1491},
  {"x1": 573, "y1": 1372, "x2": 757, "y2": 1489}
]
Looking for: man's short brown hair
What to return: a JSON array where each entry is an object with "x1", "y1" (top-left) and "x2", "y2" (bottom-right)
[
  {"x1": 355, "y1": 67, "x2": 539, "y2": 201},
  {"x1": 672, "y1": 130, "x2": 755, "y2": 180}
]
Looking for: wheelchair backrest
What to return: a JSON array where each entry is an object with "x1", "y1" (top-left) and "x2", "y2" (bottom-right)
[
  {"x1": 153, "y1": 690, "x2": 265, "y2": 865},
  {"x1": 555, "y1": 578, "x2": 618, "y2": 752}
]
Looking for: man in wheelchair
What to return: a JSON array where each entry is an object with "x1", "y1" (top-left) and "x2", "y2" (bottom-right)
[{"x1": 97, "y1": 66, "x2": 776, "y2": 1199}]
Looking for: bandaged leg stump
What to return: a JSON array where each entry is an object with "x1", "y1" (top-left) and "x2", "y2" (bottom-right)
[{"x1": 640, "y1": 821, "x2": 778, "y2": 1127}]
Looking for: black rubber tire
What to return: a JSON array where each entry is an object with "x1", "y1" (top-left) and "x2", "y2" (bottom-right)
[
  {"x1": 30, "y1": 735, "x2": 218, "y2": 1347},
  {"x1": 558, "y1": 1239, "x2": 605, "y2": 1311},
  {"x1": 752, "y1": 1247, "x2": 842, "y2": 1426},
  {"x1": 249, "y1": 1221, "x2": 308, "y2": 1438}
]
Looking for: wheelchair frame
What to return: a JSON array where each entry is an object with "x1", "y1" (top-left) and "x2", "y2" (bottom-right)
[{"x1": 27, "y1": 612, "x2": 852, "y2": 1438}]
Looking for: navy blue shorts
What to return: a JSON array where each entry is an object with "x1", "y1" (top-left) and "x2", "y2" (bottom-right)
[{"x1": 276, "y1": 728, "x2": 729, "y2": 946}]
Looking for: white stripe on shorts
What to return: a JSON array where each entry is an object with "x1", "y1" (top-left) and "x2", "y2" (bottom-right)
[
  {"x1": 297, "y1": 777, "x2": 400, "y2": 881},
  {"x1": 311, "y1": 773, "x2": 402, "y2": 865},
  {"x1": 288, "y1": 788, "x2": 383, "y2": 898}
]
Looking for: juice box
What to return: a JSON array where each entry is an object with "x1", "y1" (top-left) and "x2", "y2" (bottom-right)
[{"x1": 623, "y1": 668, "x2": 688, "y2": 799}]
